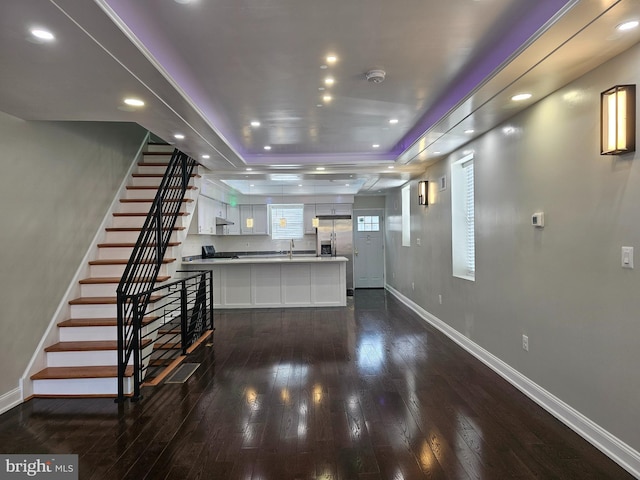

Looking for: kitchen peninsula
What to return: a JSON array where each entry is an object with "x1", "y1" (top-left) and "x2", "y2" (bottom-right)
[{"x1": 181, "y1": 255, "x2": 348, "y2": 308}]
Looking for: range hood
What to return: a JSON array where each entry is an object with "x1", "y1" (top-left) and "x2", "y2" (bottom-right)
[{"x1": 215, "y1": 217, "x2": 234, "y2": 226}]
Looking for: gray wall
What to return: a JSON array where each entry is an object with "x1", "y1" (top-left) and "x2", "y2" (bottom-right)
[
  {"x1": 0, "y1": 112, "x2": 146, "y2": 395},
  {"x1": 385, "y1": 42, "x2": 640, "y2": 451}
]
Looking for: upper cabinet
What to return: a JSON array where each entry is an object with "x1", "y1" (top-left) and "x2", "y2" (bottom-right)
[
  {"x1": 197, "y1": 195, "x2": 215, "y2": 234},
  {"x1": 240, "y1": 204, "x2": 269, "y2": 235},
  {"x1": 315, "y1": 203, "x2": 352, "y2": 216},
  {"x1": 219, "y1": 205, "x2": 240, "y2": 235},
  {"x1": 303, "y1": 204, "x2": 317, "y2": 234}
]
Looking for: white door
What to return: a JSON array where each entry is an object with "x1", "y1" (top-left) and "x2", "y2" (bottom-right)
[{"x1": 353, "y1": 210, "x2": 384, "y2": 288}]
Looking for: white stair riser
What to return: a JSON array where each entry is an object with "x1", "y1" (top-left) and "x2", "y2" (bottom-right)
[
  {"x1": 32, "y1": 377, "x2": 132, "y2": 396},
  {"x1": 70, "y1": 303, "x2": 117, "y2": 319},
  {"x1": 59, "y1": 323, "x2": 159, "y2": 342},
  {"x1": 46, "y1": 344, "x2": 154, "y2": 368},
  {"x1": 131, "y1": 176, "x2": 198, "y2": 187},
  {"x1": 89, "y1": 262, "x2": 171, "y2": 277},
  {"x1": 125, "y1": 188, "x2": 197, "y2": 200},
  {"x1": 70, "y1": 301, "x2": 163, "y2": 319},
  {"x1": 81, "y1": 283, "x2": 117, "y2": 297},
  {"x1": 117, "y1": 201, "x2": 191, "y2": 214},
  {"x1": 47, "y1": 350, "x2": 117, "y2": 367},
  {"x1": 103, "y1": 230, "x2": 182, "y2": 243},
  {"x1": 145, "y1": 145, "x2": 174, "y2": 153},
  {"x1": 60, "y1": 326, "x2": 117, "y2": 342},
  {"x1": 81, "y1": 279, "x2": 172, "y2": 297},
  {"x1": 137, "y1": 165, "x2": 170, "y2": 175},
  {"x1": 111, "y1": 215, "x2": 187, "y2": 229},
  {"x1": 97, "y1": 245, "x2": 177, "y2": 260}
]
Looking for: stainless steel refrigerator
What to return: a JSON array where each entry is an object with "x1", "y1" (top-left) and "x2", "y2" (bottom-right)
[{"x1": 316, "y1": 215, "x2": 354, "y2": 295}]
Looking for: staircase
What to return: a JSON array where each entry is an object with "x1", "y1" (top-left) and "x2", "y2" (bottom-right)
[{"x1": 30, "y1": 144, "x2": 199, "y2": 397}]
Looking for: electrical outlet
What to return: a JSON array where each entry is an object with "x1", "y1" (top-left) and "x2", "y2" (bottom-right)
[
  {"x1": 522, "y1": 335, "x2": 529, "y2": 352},
  {"x1": 416, "y1": 238, "x2": 421, "y2": 246}
]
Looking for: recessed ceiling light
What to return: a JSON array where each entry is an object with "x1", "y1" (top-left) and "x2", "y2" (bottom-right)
[
  {"x1": 298, "y1": 184, "x2": 303, "y2": 187},
  {"x1": 316, "y1": 167, "x2": 325, "y2": 171},
  {"x1": 617, "y1": 20, "x2": 639, "y2": 31},
  {"x1": 264, "y1": 145, "x2": 271, "y2": 150},
  {"x1": 250, "y1": 121, "x2": 261, "y2": 127},
  {"x1": 246, "y1": 167, "x2": 253, "y2": 171},
  {"x1": 387, "y1": 165, "x2": 394, "y2": 169},
  {"x1": 511, "y1": 93, "x2": 532, "y2": 102},
  {"x1": 464, "y1": 129, "x2": 475, "y2": 134},
  {"x1": 389, "y1": 119, "x2": 399, "y2": 124},
  {"x1": 434, "y1": 151, "x2": 441, "y2": 155},
  {"x1": 250, "y1": 184, "x2": 255, "y2": 187},
  {"x1": 174, "y1": 134, "x2": 185, "y2": 140},
  {"x1": 345, "y1": 184, "x2": 350, "y2": 187},
  {"x1": 124, "y1": 98, "x2": 144, "y2": 107},
  {"x1": 325, "y1": 77, "x2": 335, "y2": 86},
  {"x1": 201, "y1": 154, "x2": 210, "y2": 159},
  {"x1": 323, "y1": 95, "x2": 332, "y2": 102},
  {"x1": 30, "y1": 28, "x2": 55, "y2": 41},
  {"x1": 326, "y1": 55, "x2": 337, "y2": 63},
  {"x1": 372, "y1": 144, "x2": 380, "y2": 148}
]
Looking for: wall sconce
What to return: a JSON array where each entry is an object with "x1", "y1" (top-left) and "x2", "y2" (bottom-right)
[
  {"x1": 601, "y1": 84, "x2": 636, "y2": 155},
  {"x1": 418, "y1": 180, "x2": 429, "y2": 206},
  {"x1": 312, "y1": 217, "x2": 319, "y2": 228},
  {"x1": 245, "y1": 217, "x2": 254, "y2": 228},
  {"x1": 279, "y1": 217, "x2": 287, "y2": 228}
]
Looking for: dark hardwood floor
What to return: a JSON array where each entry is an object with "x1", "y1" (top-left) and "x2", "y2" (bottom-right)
[{"x1": 0, "y1": 290, "x2": 634, "y2": 479}]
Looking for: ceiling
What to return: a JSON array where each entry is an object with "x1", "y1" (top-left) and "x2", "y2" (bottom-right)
[{"x1": 0, "y1": 0, "x2": 639, "y2": 196}]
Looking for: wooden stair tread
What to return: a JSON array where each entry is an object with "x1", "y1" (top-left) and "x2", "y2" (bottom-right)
[
  {"x1": 79, "y1": 276, "x2": 170, "y2": 284},
  {"x1": 31, "y1": 366, "x2": 133, "y2": 380},
  {"x1": 58, "y1": 317, "x2": 158, "y2": 327},
  {"x1": 119, "y1": 198, "x2": 193, "y2": 203},
  {"x1": 126, "y1": 185, "x2": 196, "y2": 190},
  {"x1": 154, "y1": 342, "x2": 181, "y2": 350},
  {"x1": 105, "y1": 226, "x2": 186, "y2": 231},
  {"x1": 69, "y1": 294, "x2": 164, "y2": 305},
  {"x1": 149, "y1": 358, "x2": 175, "y2": 367},
  {"x1": 131, "y1": 173, "x2": 199, "y2": 178},
  {"x1": 45, "y1": 339, "x2": 152, "y2": 352},
  {"x1": 159, "y1": 328, "x2": 181, "y2": 335},
  {"x1": 113, "y1": 212, "x2": 188, "y2": 217},
  {"x1": 89, "y1": 258, "x2": 176, "y2": 265},
  {"x1": 97, "y1": 242, "x2": 180, "y2": 248}
]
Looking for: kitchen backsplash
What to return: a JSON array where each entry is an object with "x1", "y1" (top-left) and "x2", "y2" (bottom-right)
[{"x1": 182, "y1": 233, "x2": 318, "y2": 257}]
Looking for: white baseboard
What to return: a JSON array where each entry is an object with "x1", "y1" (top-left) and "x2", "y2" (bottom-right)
[
  {"x1": 0, "y1": 387, "x2": 22, "y2": 416},
  {"x1": 385, "y1": 284, "x2": 640, "y2": 479}
]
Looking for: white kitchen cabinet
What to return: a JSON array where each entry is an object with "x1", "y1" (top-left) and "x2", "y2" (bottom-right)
[
  {"x1": 315, "y1": 203, "x2": 352, "y2": 216},
  {"x1": 197, "y1": 195, "x2": 215, "y2": 234},
  {"x1": 303, "y1": 204, "x2": 317, "y2": 234},
  {"x1": 240, "y1": 204, "x2": 269, "y2": 235},
  {"x1": 219, "y1": 205, "x2": 240, "y2": 235}
]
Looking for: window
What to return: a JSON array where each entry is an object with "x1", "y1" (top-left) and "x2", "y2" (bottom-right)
[
  {"x1": 402, "y1": 185, "x2": 411, "y2": 246},
  {"x1": 451, "y1": 154, "x2": 475, "y2": 280},
  {"x1": 269, "y1": 204, "x2": 304, "y2": 239},
  {"x1": 357, "y1": 215, "x2": 380, "y2": 232}
]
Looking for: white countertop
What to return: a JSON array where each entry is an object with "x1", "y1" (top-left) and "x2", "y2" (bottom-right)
[{"x1": 182, "y1": 255, "x2": 349, "y2": 266}]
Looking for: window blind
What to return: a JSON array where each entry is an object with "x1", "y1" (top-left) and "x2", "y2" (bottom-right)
[
  {"x1": 270, "y1": 204, "x2": 304, "y2": 239},
  {"x1": 463, "y1": 161, "x2": 475, "y2": 275}
]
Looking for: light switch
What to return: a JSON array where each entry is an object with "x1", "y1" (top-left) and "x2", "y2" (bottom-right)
[{"x1": 622, "y1": 246, "x2": 634, "y2": 269}]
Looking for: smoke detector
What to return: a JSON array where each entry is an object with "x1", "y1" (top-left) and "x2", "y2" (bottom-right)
[{"x1": 365, "y1": 69, "x2": 386, "y2": 83}]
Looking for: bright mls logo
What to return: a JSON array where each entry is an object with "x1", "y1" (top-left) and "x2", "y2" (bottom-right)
[{"x1": 0, "y1": 455, "x2": 77, "y2": 479}]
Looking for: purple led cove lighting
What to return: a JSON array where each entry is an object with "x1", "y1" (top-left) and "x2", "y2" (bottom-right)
[{"x1": 391, "y1": 0, "x2": 573, "y2": 156}]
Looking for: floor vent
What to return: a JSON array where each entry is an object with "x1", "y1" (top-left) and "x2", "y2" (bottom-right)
[{"x1": 164, "y1": 363, "x2": 200, "y2": 384}]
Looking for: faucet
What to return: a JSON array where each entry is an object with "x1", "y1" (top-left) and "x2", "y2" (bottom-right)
[{"x1": 289, "y1": 239, "x2": 295, "y2": 259}]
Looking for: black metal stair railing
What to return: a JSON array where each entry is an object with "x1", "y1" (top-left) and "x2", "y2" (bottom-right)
[
  {"x1": 116, "y1": 148, "x2": 198, "y2": 402},
  {"x1": 117, "y1": 270, "x2": 214, "y2": 402}
]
